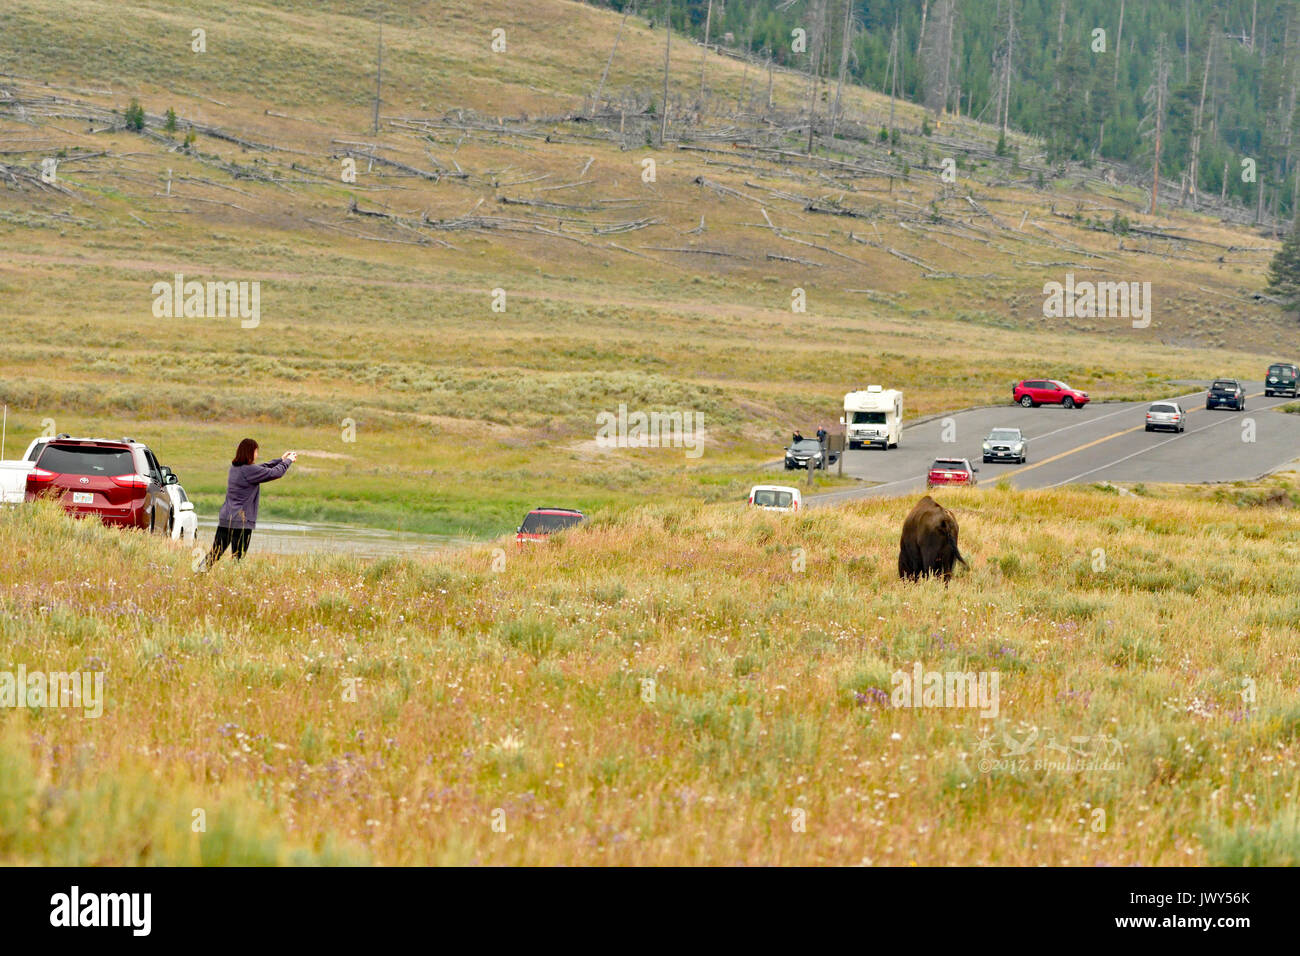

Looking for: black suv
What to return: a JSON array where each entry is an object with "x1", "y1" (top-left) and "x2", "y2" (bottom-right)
[
  {"x1": 1206, "y1": 379, "x2": 1246, "y2": 411},
  {"x1": 784, "y1": 438, "x2": 838, "y2": 470},
  {"x1": 1265, "y1": 362, "x2": 1299, "y2": 397}
]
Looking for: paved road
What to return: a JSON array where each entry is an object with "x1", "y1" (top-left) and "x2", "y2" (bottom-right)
[{"x1": 807, "y1": 381, "x2": 1300, "y2": 507}]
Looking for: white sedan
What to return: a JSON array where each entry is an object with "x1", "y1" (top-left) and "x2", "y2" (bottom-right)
[
  {"x1": 748, "y1": 484, "x2": 802, "y2": 512},
  {"x1": 161, "y1": 471, "x2": 198, "y2": 540}
]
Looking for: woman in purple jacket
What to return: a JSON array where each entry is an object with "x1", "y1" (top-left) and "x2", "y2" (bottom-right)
[{"x1": 205, "y1": 438, "x2": 297, "y2": 565}]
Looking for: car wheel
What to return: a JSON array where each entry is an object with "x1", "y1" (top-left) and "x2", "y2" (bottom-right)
[
  {"x1": 1145, "y1": 425, "x2": 1152, "y2": 432},
  {"x1": 167, "y1": 511, "x2": 174, "y2": 536},
  {"x1": 1019, "y1": 396, "x2": 1034, "y2": 407},
  {"x1": 1020, "y1": 455, "x2": 1026, "y2": 464},
  {"x1": 1062, "y1": 396, "x2": 1075, "y2": 409},
  {"x1": 983, "y1": 456, "x2": 990, "y2": 463}
]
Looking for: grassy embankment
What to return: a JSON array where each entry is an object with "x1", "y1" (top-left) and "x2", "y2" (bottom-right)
[{"x1": 1, "y1": 488, "x2": 1298, "y2": 865}]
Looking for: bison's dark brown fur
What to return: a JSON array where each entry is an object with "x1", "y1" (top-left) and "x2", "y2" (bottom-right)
[{"x1": 898, "y1": 495, "x2": 967, "y2": 582}]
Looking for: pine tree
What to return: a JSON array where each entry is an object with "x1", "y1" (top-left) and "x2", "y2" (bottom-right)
[
  {"x1": 124, "y1": 99, "x2": 145, "y2": 131},
  {"x1": 1266, "y1": 228, "x2": 1300, "y2": 315}
]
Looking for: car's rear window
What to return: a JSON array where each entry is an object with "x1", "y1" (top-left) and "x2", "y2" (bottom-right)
[
  {"x1": 753, "y1": 490, "x2": 793, "y2": 508},
  {"x1": 1149, "y1": 404, "x2": 1177, "y2": 413},
  {"x1": 1270, "y1": 365, "x2": 1297, "y2": 377},
  {"x1": 1212, "y1": 380, "x2": 1236, "y2": 389},
  {"x1": 521, "y1": 512, "x2": 583, "y2": 534},
  {"x1": 931, "y1": 460, "x2": 966, "y2": 470},
  {"x1": 37, "y1": 444, "x2": 134, "y2": 476}
]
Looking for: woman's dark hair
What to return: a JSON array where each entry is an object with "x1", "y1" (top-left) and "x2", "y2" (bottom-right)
[{"x1": 232, "y1": 438, "x2": 259, "y2": 466}]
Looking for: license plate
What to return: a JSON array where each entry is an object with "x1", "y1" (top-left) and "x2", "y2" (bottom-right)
[{"x1": 72, "y1": 492, "x2": 93, "y2": 504}]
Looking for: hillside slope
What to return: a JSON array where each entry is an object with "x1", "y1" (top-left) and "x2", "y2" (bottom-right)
[{"x1": 0, "y1": 0, "x2": 1294, "y2": 534}]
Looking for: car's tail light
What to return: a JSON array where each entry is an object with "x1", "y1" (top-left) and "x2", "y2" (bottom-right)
[
  {"x1": 110, "y1": 474, "x2": 151, "y2": 488},
  {"x1": 26, "y1": 468, "x2": 57, "y2": 485}
]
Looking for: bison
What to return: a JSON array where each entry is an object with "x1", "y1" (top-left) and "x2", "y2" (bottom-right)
[{"x1": 898, "y1": 495, "x2": 968, "y2": 582}]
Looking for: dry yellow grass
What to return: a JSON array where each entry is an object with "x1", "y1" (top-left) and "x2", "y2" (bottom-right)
[{"x1": 3, "y1": 487, "x2": 1298, "y2": 865}]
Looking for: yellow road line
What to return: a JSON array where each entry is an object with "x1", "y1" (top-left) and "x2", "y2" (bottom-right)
[
  {"x1": 999, "y1": 389, "x2": 1265, "y2": 481},
  {"x1": 999, "y1": 425, "x2": 1144, "y2": 479}
]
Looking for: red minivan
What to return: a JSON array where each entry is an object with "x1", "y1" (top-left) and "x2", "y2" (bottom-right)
[
  {"x1": 26, "y1": 437, "x2": 173, "y2": 532},
  {"x1": 1012, "y1": 379, "x2": 1090, "y2": 409}
]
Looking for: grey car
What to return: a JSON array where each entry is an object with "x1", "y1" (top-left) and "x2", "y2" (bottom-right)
[
  {"x1": 982, "y1": 427, "x2": 1027, "y2": 463},
  {"x1": 1145, "y1": 401, "x2": 1186, "y2": 433}
]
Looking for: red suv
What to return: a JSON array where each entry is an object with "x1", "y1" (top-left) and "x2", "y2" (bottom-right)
[
  {"x1": 1013, "y1": 379, "x2": 1090, "y2": 409},
  {"x1": 926, "y1": 458, "x2": 978, "y2": 488},
  {"x1": 516, "y1": 508, "x2": 585, "y2": 547},
  {"x1": 26, "y1": 437, "x2": 175, "y2": 532}
]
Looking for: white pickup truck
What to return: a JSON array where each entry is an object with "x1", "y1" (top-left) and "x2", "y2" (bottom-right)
[{"x1": 0, "y1": 436, "x2": 55, "y2": 504}]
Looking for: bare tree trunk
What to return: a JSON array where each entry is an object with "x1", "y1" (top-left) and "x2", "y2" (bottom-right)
[
  {"x1": 1186, "y1": 26, "x2": 1214, "y2": 208},
  {"x1": 660, "y1": 0, "x2": 671, "y2": 146},
  {"x1": 372, "y1": 20, "x2": 383, "y2": 135},
  {"x1": 1251, "y1": 0, "x2": 1258, "y2": 53},
  {"x1": 1114, "y1": 0, "x2": 1125, "y2": 87},
  {"x1": 1002, "y1": 0, "x2": 1014, "y2": 135},
  {"x1": 1151, "y1": 114, "x2": 1162, "y2": 215},
  {"x1": 830, "y1": 0, "x2": 853, "y2": 140},
  {"x1": 1184, "y1": 0, "x2": 1191, "y2": 82},
  {"x1": 918, "y1": 0, "x2": 929, "y2": 59},
  {"x1": 697, "y1": 0, "x2": 713, "y2": 107},
  {"x1": 806, "y1": 0, "x2": 828, "y2": 154},
  {"x1": 888, "y1": 15, "x2": 899, "y2": 139},
  {"x1": 593, "y1": 4, "x2": 632, "y2": 113},
  {"x1": 737, "y1": 8, "x2": 755, "y2": 112},
  {"x1": 941, "y1": 0, "x2": 956, "y2": 115},
  {"x1": 1278, "y1": 12, "x2": 1298, "y2": 231},
  {"x1": 1150, "y1": 45, "x2": 1166, "y2": 215}
]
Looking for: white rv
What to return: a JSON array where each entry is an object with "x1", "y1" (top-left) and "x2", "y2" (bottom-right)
[{"x1": 841, "y1": 386, "x2": 902, "y2": 449}]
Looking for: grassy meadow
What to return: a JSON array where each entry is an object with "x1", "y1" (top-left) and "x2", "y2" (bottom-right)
[{"x1": 2, "y1": 486, "x2": 1299, "y2": 865}]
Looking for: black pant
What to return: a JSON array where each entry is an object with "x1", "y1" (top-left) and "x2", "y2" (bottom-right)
[{"x1": 208, "y1": 525, "x2": 253, "y2": 565}]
